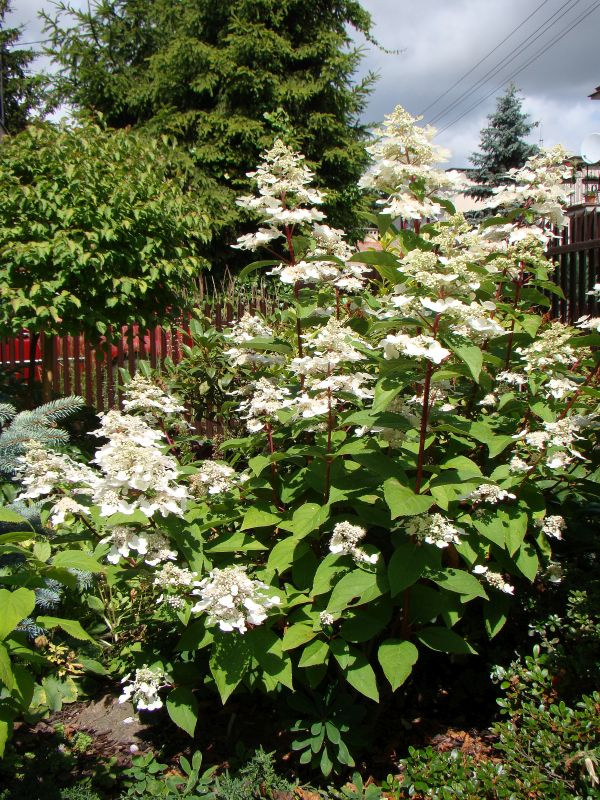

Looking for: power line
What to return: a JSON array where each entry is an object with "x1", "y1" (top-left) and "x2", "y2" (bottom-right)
[
  {"x1": 437, "y1": 0, "x2": 600, "y2": 135},
  {"x1": 428, "y1": 0, "x2": 582, "y2": 126},
  {"x1": 418, "y1": 0, "x2": 552, "y2": 117},
  {"x1": 6, "y1": 38, "x2": 52, "y2": 48}
]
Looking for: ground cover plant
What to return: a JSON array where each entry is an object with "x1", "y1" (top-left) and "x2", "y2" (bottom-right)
[{"x1": 0, "y1": 106, "x2": 599, "y2": 794}]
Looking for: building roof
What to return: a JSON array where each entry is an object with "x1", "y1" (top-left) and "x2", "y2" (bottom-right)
[{"x1": 589, "y1": 85, "x2": 600, "y2": 100}]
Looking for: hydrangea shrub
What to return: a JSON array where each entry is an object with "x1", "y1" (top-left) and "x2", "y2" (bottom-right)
[{"x1": 3, "y1": 106, "x2": 600, "y2": 769}]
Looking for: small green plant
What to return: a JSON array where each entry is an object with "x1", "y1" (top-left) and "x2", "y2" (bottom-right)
[
  {"x1": 335, "y1": 773, "x2": 382, "y2": 799},
  {"x1": 120, "y1": 750, "x2": 216, "y2": 799},
  {"x1": 213, "y1": 747, "x2": 294, "y2": 799}
]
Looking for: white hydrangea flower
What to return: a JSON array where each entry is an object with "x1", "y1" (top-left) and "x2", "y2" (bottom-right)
[
  {"x1": 122, "y1": 374, "x2": 186, "y2": 418},
  {"x1": 319, "y1": 611, "x2": 335, "y2": 626},
  {"x1": 119, "y1": 666, "x2": 169, "y2": 711},
  {"x1": 536, "y1": 515, "x2": 566, "y2": 540},
  {"x1": 473, "y1": 565, "x2": 514, "y2": 595},
  {"x1": 329, "y1": 521, "x2": 378, "y2": 564},
  {"x1": 191, "y1": 566, "x2": 280, "y2": 633},
  {"x1": 467, "y1": 484, "x2": 516, "y2": 504},
  {"x1": 49, "y1": 496, "x2": 90, "y2": 526},
  {"x1": 16, "y1": 442, "x2": 97, "y2": 500},
  {"x1": 509, "y1": 456, "x2": 529, "y2": 473},
  {"x1": 93, "y1": 410, "x2": 165, "y2": 448},
  {"x1": 478, "y1": 393, "x2": 497, "y2": 407},
  {"x1": 381, "y1": 333, "x2": 450, "y2": 365},
  {"x1": 153, "y1": 562, "x2": 199, "y2": 590},
  {"x1": 224, "y1": 313, "x2": 285, "y2": 367},
  {"x1": 190, "y1": 461, "x2": 240, "y2": 496},
  {"x1": 515, "y1": 323, "x2": 578, "y2": 373},
  {"x1": 497, "y1": 371, "x2": 528, "y2": 388},
  {"x1": 101, "y1": 527, "x2": 176, "y2": 566},
  {"x1": 406, "y1": 513, "x2": 463, "y2": 548},
  {"x1": 542, "y1": 377, "x2": 579, "y2": 400},
  {"x1": 237, "y1": 377, "x2": 294, "y2": 433},
  {"x1": 575, "y1": 315, "x2": 600, "y2": 332}
]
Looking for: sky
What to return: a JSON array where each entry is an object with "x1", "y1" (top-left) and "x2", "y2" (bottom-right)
[{"x1": 7, "y1": 0, "x2": 600, "y2": 167}]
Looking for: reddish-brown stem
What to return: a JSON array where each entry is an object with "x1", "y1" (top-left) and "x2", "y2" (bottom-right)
[
  {"x1": 415, "y1": 313, "x2": 441, "y2": 494},
  {"x1": 335, "y1": 288, "x2": 341, "y2": 320},
  {"x1": 323, "y1": 387, "x2": 334, "y2": 503}
]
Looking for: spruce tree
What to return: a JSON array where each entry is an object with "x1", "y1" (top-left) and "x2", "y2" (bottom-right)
[
  {"x1": 469, "y1": 83, "x2": 538, "y2": 200},
  {"x1": 43, "y1": 0, "x2": 376, "y2": 263},
  {"x1": 0, "y1": 0, "x2": 46, "y2": 133}
]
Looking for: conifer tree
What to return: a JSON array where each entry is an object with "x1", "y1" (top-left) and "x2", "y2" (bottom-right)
[
  {"x1": 469, "y1": 83, "x2": 538, "y2": 200},
  {"x1": 43, "y1": 0, "x2": 376, "y2": 261},
  {"x1": 0, "y1": 0, "x2": 46, "y2": 133}
]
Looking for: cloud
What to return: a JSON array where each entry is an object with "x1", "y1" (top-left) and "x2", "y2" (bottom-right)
[{"x1": 356, "y1": 0, "x2": 600, "y2": 164}]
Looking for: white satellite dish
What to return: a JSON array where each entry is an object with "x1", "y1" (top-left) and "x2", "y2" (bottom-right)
[{"x1": 581, "y1": 133, "x2": 600, "y2": 164}]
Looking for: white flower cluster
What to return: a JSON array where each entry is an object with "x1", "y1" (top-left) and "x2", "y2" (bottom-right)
[
  {"x1": 328, "y1": 521, "x2": 378, "y2": 564},
  {"x1": 224, "y1": 313, "x2": 285, "y2": 367},
  {"x1": 49, "y1": 496, "x2": 90, "y2": 526},
  {"x1": 102, "y1": 526, "x2": 177, "y2": 566},
  {"x1": 16, "y1": 442, "x2": 96, "y2": 500},
  {"x1": 467, "y1": 484, "x2": 516, "y2": 504},
  {"x1": 91, "y1": 411, "x2": 188, "y2": 517},
  {"x1": 122, "y1": 374, "x2": 185, "y2": 418},
  {"x1": 238, "y1": 377, "x2": 294, "y2": 433},
  {"x1": 473, "y1": 564, "x2": 514, "y2": 595},
  {"x1": 535, "y1": 515, "x2": 566, "y2": 540},
  {"x1": 234, "y1": 139, "x2": 324, "y2": 250},
  {"x1": 119, "y1": 666, "x2": 168, "y2": 711},
  {"x1": 576, "y1": 314, "x2": 600, "y2": 332},
  {"x1": 191, "y1": 565, "x2": 280, "y2": 633},
  {"x1": 406, "y1": 513, "x2": 463, "y2": 548},
  {"x1": 359, "y1": 105, "x2": 470, "y2": 220},
  {"x1": 154, "y1": 562, "x2": 199, "y2": 591},
  {"x1": 541, "y1": 377, "x2": 579, "y2": 400},
  {"x1": 515, "y1": 323, "x2": 578, "y2": 374},
  {"x1": 269, "y1": 224, "x2": 368, "y2": 291},
  {"x1": 381, "y1": 333, "x2": 450, "y2": 365},
  {"x1": 486, "y1": 145, "x2": 571, "y2": 227},
  {"x1": 189, "y1": 461, "x2": 241, "y2": 496},
  {"x1": 418, "y1": 297, "x2": 505, "y2": 342}
]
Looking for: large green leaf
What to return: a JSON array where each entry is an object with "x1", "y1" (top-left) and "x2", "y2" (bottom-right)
[
  {"x1": 448, "y1": 344, "x2": 483, "y2": 383},
  {"x1": 36, "y1": 616, "x2": 96, "y2": 643},
  {"x1": 430, "y1": 569, "x2": 488, "y2": 599},
  {"x1": 0, "y1": 588, "x2": 36, "y2": 641},
  {"x1": 166, "y1": 687, "x2": 198, "y2": 737},
  {"x1": 278, "y1": 503, "x2": 330, "y2": 538},
  {"x1": 330, "y1": 640, "x2": 379, "y2": 702},
  {"x1": 282, "y1": 623, "x2": 317, "y2": 651},
  {"x1": 298, "y1": 638, "x2": 329, "y2": 669},
  {"x1": 51, "y1": 550, "x2": 104, "y2": 573},
  {"x1": 383, "y1": 479, "x2": 434, "y2": 518},
  {"x1": 0, "y1": 643, "x2": 14, "y2": 691},
  {"x1": 377, "y1": 639, "x2": 418, "y2": 691},
  {"x1": 209, "y1": 633, "x2": 251, "y2": 703},
  {"x1": 326, "y1": 569, "x2": 386, "y2": 614},
  {"x1": 388, "y1": 542, "x2": 429, "y2": 596},
  {"x1": 416, "y1": 626, "x2": 475, "y2": 654},
  {"x1": 240, "y1": 507, "x2": 282, "y2": 531},
  {"x1": 249, "y1": 627, "x2": 293, "y2": 689}
]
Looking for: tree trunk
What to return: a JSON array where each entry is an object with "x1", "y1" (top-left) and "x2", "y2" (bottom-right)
[{"x1": 41, "y1": 333, "x2": 54, "y2": 404}]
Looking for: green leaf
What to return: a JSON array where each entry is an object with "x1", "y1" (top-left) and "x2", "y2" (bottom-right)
[
  {"x1": 267, "y1": 538, "x2": 309, "y2": 574},
  {"x1": 279, "y1": 503, "x2": 330, "y2": 538},
  {"x1": 240, "y1": 507, "x2": 282, "y2": 531},
  {"x1": 36, "y1": 616, "x2": 96, "y2": 643},
  {"x1": 388, "y1": 542, "x2": 429, "y2": 596},
  {"x1": 448, "y1": 344, "x2": 483, "y2": 382},
  {"x1": 416, "y1": 626, "x2": 476, "y2": 654},
  {"x1": 0, "y1": 508, "x2": 29, "y2": 524},
  {"x1": 204, "y1": 532, "x2": 268, "y2": 552},
  {"x1": 483, "y1": 596, "x2": 510, "y2": 638},
  {"x1": 282, "y1": 624, "x2": 317, "y2": 651},
  {"x1": 327, "y1": 569, "x2": 385, "y2": 614},
  {"x1": 237, "y1": 259, "x2": 279, "y2": 281},
  {"x1": 209, "y1": 633, "x2": 251, "y2": 703},
  {"x1": 166, "y1": 687, "x2": 198, "y2": 737},
  {"x1": 51, "y1": 550, "x2": 104, "y2": 573},
  {"x1": 377, "y1": 640, "x2": 419, "y2": 691},
  {"x1": 513, "y1": 543, "x2": 539, "y2": 581},
  {"x1": 0, "y1": 588, "x2": 36, "y2": 640},
  {"x1": 249, "y1": 627, "x2": 293, "y2": 689},
  {"x1": 430, "y1": 569, "x2": 488, "y2": 599},
  {"x1": 236, "y1": 337, "x2": 292, "y2": 355},
  {"x1": 312, "y1": 553, "x2": 349, "y2": 596},
  {"x1": 298, "y1": 638, "x2": 329, "y2": 669},
  {"x1": 0, "y1": 643, "x2": 14, "y2": 690},
  {"x1": 330, "y1": 640, "x2": 379, "y2": 702},
  {"x1": 383, "y1": 479, "x2": 434, "y2": 518}
]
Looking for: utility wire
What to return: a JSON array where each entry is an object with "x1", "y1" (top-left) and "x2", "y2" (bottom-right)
[
  {"x1": 418, "y1": 0, "x2": 552, "y2": 117},
  {"x1": 437, "y1": 0, "x2": 600, "y2": 135},
  {"x1": 428, "y1": 0, "x2": 582, "y2": 126}
]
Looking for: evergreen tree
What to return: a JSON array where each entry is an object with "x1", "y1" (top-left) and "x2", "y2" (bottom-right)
[
  {"x1": 469, "y1": 83, "x2": 538, "y2": 199},
  {"x1": 43, "y1": 0, "x2": 376, "y2": 262},
  {"x1": 0, "y1": 0, "x2": 46, "y2": 133}
]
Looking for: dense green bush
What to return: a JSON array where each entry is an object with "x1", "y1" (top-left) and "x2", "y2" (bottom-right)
[{"x1": 1, "y1": 106, "x2": 599, "y2": 779}]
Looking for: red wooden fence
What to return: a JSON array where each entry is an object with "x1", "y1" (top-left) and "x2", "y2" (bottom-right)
[{"x1": 0, "y1": 299, "x2": 271, "y2": 414}]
